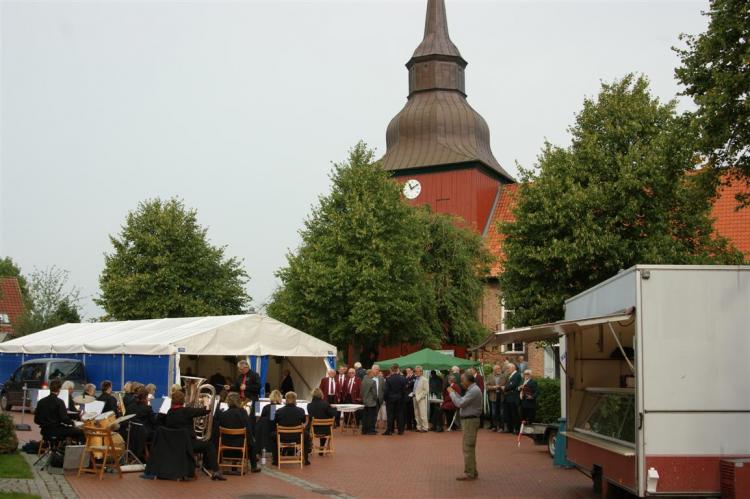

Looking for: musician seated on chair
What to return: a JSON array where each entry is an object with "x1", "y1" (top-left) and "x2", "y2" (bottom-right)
[
  {"x1": 124, "y1": 386, "x2": 157, "y2": 461},
  {"x1": 34, "y1": 379, "x2": 84, "y2": 443},
  {"x1": 307, "y1": 388, "x2": 336, "y2": 455},
  {"x1": 165, "y1": 390, "x2": 226, "y2": 481},
  {"x1": 272, "y1": 391, "x2": 311, "y2": 466},
  {"x1": 212, "y1": 392, "x2": 260, "y2": 473},
  {"x1": 97, "y1": 380, "x2": 122, "y2": 417}
]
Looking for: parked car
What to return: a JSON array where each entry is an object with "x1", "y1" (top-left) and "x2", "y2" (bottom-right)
[{"x1": 0, "y1": 358, "x2": 86, "y2": 411}]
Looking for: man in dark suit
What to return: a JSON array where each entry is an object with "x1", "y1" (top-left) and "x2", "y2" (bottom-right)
[
  {"x1": 503, "y1": 363, "x2": 522, "y2": 434},
  {"x1": 34, "y1": 379, "x2": 84, "y2": 442},
  {"x1": 165, "y1": 391, "x2": 226, "y2": 480},
  {"x1": 226, "y1": 360, "x2": 261, "y2": 403},
  {"x1": 319, "y1": 369, "x2": 340, "y2": 405},
  {"x1": 96, "y1": 380, "x2": 121, "y2": 417},
  {"x1": 383, "y1": 364, "x2": 407, "y2": 435},
  {"x1": 404, "y1": 367, "x2": 416, "y2": 431},
  {"x1": 273, "y1": 392, "x2": 311, "y2": 466}
]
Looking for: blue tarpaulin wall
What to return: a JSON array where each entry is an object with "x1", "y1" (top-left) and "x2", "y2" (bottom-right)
[
  {"x1": 0, "y1": 352, "x2": 171, "y2": 397},
  {"x1": 124, "y1": 355, "x2": 170, "y2": 396}
]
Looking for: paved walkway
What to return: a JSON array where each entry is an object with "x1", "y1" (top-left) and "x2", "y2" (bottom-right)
[
  {"x1": 6, "y1": 409, "x2": 595, "y2": 498},
  {"x1": 0, "y1": 452, "x2": 77, "y2": 498}
]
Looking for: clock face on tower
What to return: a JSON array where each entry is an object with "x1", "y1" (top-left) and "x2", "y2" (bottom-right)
[{"x1": 403, "y1": 179, "x2": 422, "y2": 200}]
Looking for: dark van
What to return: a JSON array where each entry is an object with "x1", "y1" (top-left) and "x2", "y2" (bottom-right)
[{"x1": 0, "y1": 358, "x2": 86, "y2": 410}]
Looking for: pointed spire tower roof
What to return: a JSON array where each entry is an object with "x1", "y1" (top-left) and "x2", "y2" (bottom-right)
[{"x1": 382, "y1": 0, "x2": 513, "y2": 182}]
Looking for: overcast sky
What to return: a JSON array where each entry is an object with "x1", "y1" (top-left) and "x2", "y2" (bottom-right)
[{"x1": 1, "y1": 0, "x2": 708, "y2": 318}]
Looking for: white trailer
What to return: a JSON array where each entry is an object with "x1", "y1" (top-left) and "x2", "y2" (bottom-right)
[{"x1": 481, "y1": 265, "x2": 750, "y2": 496}]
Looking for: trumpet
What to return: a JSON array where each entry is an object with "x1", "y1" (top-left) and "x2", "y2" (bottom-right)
[{"x1": 181, "y1": 376, "x2": 217, "y2": 441}]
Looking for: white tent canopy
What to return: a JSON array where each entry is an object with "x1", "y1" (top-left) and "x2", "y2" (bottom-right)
[{"x1": 0, "y1": 315, "x2": 336, "y2": 357}]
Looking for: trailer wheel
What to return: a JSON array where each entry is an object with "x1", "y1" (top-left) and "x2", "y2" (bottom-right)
[{"x1": 546, "y1": 428, "x2": 557, "y2": 458}]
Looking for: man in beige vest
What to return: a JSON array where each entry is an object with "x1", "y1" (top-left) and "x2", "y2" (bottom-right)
[{"x1": 411, "y1": 365, "x2": 429, "y2": 432}]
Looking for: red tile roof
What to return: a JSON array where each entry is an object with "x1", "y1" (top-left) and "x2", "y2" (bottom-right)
[
  {"x1": 485, "y1": 183, "x2": 520, "y2": 277},
  {"x1": 0, "y1": 277, "x2": 26, "y2": 336},
  {"x1": 484, "y1": 178, "x2": 750, "y2": 277},
  {"x1": 711, "y1": 178, "x2": 750, "y2": 257}
]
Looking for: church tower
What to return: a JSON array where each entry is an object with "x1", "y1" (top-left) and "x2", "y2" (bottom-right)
[{"x1": 383, "y1": 0, "x2": 515, "y2": 233}]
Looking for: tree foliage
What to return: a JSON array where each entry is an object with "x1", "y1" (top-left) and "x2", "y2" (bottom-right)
[
  {"x1": 499, "y1": 75, "x2": 744, "y2": 328},
  {"x1": 16, "y1": 266, "x2": 82, "y2": 335},
  {"x1": 674, "y1": 0, "x2": 750, "y2": 205},
  {"x1": 97, "y1": 198, "x2": 250, "y2": 319},
  {"x1": 267, "y1": 142, "x2": 489, "y2": 353}
]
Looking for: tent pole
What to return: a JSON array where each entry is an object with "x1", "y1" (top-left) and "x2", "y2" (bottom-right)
[{"x1": 286, "y1": 359, "x2": 312, "y2": 394}]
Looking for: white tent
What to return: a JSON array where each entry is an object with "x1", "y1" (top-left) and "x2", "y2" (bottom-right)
[{"x1": 0, "y1": 315, "x2": 336, "y2": 399}]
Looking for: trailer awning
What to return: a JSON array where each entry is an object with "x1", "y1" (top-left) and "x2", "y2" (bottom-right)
[{"x1": 472, "y1": 309, "x2": 634, "y2": 350}]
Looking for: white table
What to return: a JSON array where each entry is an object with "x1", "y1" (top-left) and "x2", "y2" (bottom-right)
[{"x1": 332, "y1": 404, "x2": 364, "y2": 434}]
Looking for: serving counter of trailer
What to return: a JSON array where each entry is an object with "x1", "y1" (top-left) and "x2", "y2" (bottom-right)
[{"x1": 480, "y1": 265, "x2": 750, "y2": 497}]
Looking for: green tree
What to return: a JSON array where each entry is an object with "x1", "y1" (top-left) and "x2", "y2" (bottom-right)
[
  {"x1": 420, "y1": 210, "x2": 492, "y2": 345},
  {"x1": 674, "y1": 0, "x2": 750, "y2": 205},
  {"x1": 96, "y1": 197, "x2": 250, "y2": 319},
  {"x1": 268, "y1": 142, "x2": 490, "y2": 355},
  {"x1": 0, "y1": 257, "x2": 31, "y2": 307},
  {"x1": 268, "y1": 143, "x2": 435, "y2": 353},
  {"x1": 499, "y1": 75, "x2": 744, "y2": 328},
  {"x1": 16, "y1": 266, "x2": 82, "y2": 335}
]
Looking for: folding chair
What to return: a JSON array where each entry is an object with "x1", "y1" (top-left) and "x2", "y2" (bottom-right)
[
  {"x1": 217, "y1": 426, "x2": 247, "y2": 476},
  {"x1": 310, "y1": 417, "x2": 335, "y2": 456},
  {"x1": 276, "y1": 424, "x2": 305, "y2": 469},
  {"x1": 77, "y1": 426, "x2": 124, "y2": 480}
]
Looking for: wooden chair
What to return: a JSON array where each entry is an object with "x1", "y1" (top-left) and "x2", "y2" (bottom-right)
[
  {"x1": 78, "y1": 426, "x2": 124, "y2": 480},
  {"x1": 276, "y1": 424, "x2": 305, "y2": 469},
  {"x1": 310, "y1": 417, "x2": 335, "y2": 456},
  {"x1": 217, "y1": 426, "x2": 247, "y2": 476}
]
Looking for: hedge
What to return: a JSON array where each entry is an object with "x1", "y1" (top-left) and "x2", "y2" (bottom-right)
[{"x1": 535, "y1": 378, "x2": 561, "y2": 424}]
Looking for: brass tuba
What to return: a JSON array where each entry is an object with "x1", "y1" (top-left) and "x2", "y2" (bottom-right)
[{"x1": 181, "y1": 376, "x2": 217, "y2": 441}]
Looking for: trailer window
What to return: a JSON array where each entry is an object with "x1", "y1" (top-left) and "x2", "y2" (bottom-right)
[{"x1": 574, "y1": 389, "x2": 635, "y2": 445}]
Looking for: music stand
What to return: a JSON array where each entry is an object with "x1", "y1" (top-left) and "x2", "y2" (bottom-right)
[
  {"x1": 119, "y1": 415, "x2": 144, "y2": 470},
  {"x1": 15, "y1": 384, "x2": 31, "y2": 431}
]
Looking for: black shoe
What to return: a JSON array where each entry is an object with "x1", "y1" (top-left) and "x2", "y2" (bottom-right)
[
  {"x1": 318, "y1": 452, "x2": 324, "y2": 456},
  {"x1": 304, "y1": 459, "x2": 311, "y2": 466},
  {"x1": 271, "y1": 461, "x2": 278, "y2": 466},
  {"x1": 382, "y1": 431, "x2": 392, "y2": 435},
  {"x1": 398, "y1": 431, "x2": 404, "y2": 435},
  {"x1": 212, "y1": 472, "x2": 227, "y2": 481}
]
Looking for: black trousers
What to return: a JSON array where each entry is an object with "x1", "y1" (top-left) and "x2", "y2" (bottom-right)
[
  {"x1": 362, "y1": 405, "x2": 377, "y2": 433},
  {"x1": 430, "y1": 404, "x2": 444, "y2": 431},
  {"x1": 504, "y1": 401, "x2": 520, "y2": 433},
  {"x1": 491, "y1": 397, "x2": 504, "y2": 429},
  {"x1": 386, "y1": 399, "x2": 405, "y2": 434},
  {"x1": 521, "y1": 405, "x2": 536, "y2": 425},
  {"x1": 44, "y1": 426, "x2": 84, "y2": 444},
  {"x1": 405, "y1": 398, "x2": 415, "y2": 430},
  {"x1": 192, "y1": 439, "x2": 219, "y2": 472}
]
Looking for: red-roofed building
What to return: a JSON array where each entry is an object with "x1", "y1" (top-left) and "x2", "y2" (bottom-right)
[
  {"x1": 711, "y1": 178, "x2": 750, "y2": 257},
  {"x1": 0, "y1": 277, "x2": 26, "y2": 338}
]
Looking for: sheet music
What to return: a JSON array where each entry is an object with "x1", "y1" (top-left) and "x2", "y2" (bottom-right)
[
  {"x1": 219, "y1": 402, "x2": 228, "y2": 412},
  {"x1": 83, "y1": 400, "x2": 105, "y2": 415},
  {"x1": 158, "y1": 397, "x2": 171, "y2": 415},
  {"x1": 36, "y1": 389, "x2": 69, "y2": 407}
]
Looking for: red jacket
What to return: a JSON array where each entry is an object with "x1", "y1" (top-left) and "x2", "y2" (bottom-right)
[
  {"x1": 335, "y1": 373, "x2": 348, "y2": 401},
  {"x1": 342, "y1": 376, "x2": 361, "y2": 403},
  {"x1": 319, "y1": 376, "x2": 340, "y2": 400},
  {"x1": 442, "y1": 382, "x2": 461, "y2": 411}
]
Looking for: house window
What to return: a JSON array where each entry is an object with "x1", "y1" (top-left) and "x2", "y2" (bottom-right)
[
  {"x1": 0, "y1": 313, "x2": 9, "y2": 325},
  {"x1": 500, "y1": 301, "x2": 523, "y2": 353},
  {"x1": 501, "y1": 342, "x2": 525, "y2": 354}
]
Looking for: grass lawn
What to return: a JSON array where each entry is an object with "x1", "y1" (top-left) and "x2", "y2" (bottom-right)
[
  {"x1": 0, "y1": 494, "x2": 41, "y2": 499},
  {"x1": 0, "y1": 452, "x2": 33, "y2": 479}
]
